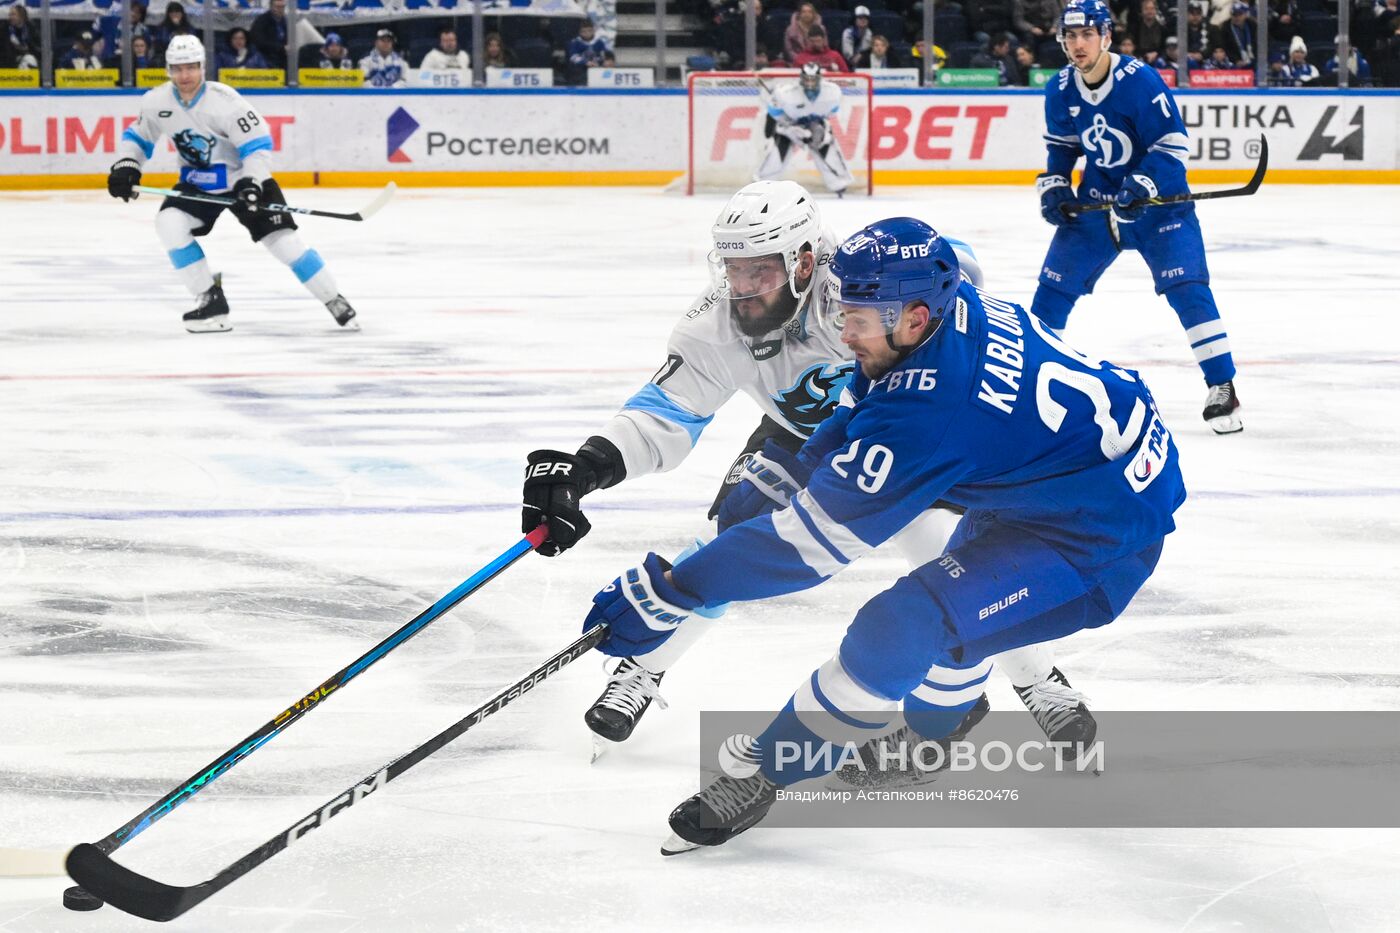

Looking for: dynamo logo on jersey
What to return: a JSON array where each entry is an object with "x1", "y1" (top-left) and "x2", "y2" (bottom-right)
[
  {"x1": 173, "y1": 129, "x2": 216, "y2": 169},
  {"x1": 1080, "y1": 113, "x2": 1133, "y2": 169},
  {"x1": 386, "y1": 107, "x2": 420, "y2": 164},
  {"x1": 773, "y1": 362, "x2": 854, "y2": 437}
]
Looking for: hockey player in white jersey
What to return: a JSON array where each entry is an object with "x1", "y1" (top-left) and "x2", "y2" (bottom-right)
[
  {"x1": 755, "y1": 64, "x2": 854, "y2": 196},
  {"x1": 106, "y1": 35, "x2": 357, "y2": 333},
  {"x1": 520, "y1": 181, "x2": 1093, "y2": 769}
]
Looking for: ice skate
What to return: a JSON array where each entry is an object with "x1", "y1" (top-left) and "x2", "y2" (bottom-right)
[
  {"x1": 585, "y1": 657, "x2": 666, "y2": 762},
  {"x1": 661, "y1": 770, "x2": 779, "y2": 856},
  {"x1": 1015, "y1": 667, "x2": 1097, "y2": 763},
  {"x1": 182, "y1": 274, "x2": 230, "y2": 333},
  {"x1": 325, "y1": 295, "x2": 359, "y2": 330},
  {"x1": 1203, "y1": 380, "x2": 1242, "y2": 434}
]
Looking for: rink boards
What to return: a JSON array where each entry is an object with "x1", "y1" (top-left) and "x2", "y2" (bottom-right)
[{"x1": 0, "y1": 87, "x2": 1396, "y2": 189}]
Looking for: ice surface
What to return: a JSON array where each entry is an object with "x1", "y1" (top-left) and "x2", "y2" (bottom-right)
[{"x1": 1, "y1": 184, "x2": 1398, "y2": 932}]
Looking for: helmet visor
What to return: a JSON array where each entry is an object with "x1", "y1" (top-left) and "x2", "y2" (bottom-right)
[
  {"x1": 711, "y1": 252, "x2": 791, "y2": 301},
  {"x1": 818, "y1": 278, "x2": 902, "y2": 337}
]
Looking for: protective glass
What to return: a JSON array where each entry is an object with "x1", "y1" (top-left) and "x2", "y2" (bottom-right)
[{"x1": 818, "y1": 277, "x2": 901, "y2": 337}]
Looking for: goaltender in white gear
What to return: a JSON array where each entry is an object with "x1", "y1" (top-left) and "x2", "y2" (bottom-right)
[
  {"x1": 108, "y1": 35, "x2": 357, "y2": 333},
  {"x1": 755, "y1": 64, "x2": 855, "y2": 196},
  {"x1": 531, "y1": 181, "x2": 1075, "y2": 762}
]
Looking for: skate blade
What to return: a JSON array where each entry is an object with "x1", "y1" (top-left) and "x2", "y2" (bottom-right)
[
  {"x1": 660, "y1": 833, "x2": 702, "y2": 857},
  {"x1": 1207, "y1": 413, "x2": 1243, "y2": 434},
  {"x1": 590, "y1": 735, "x2": 612, "y2": 764},
  {"x1": 185, "y1": 316, "x2": 231, "y2": 333}
]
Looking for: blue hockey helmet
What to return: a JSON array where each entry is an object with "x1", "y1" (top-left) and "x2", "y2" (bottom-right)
[
  {"x1": 1058, "y1": 0, "x2": 1114, "y2": 42},
  {"x1": 825, "y1": 218, "x2": 961, "y2": 335}
]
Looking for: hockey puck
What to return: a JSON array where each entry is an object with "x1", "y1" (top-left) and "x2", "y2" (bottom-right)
[{"x1": 62, "y1": 885, "x2": 103, "y2": 912}]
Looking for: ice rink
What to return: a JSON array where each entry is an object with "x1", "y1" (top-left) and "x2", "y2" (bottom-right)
[{"x1": 2, "y1": 183, "x2": 1399, "y2": 932}]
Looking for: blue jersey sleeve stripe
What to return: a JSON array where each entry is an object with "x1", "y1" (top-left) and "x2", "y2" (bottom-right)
[
  {"x1": 795, "y1": 489, "x2": 871, "y2": 561},
  {"x1": 621, "y1": 384, "x2": 714, "y2": 445},
  {"x1": 237, "y1": 135, "x2": 274, "y2": 158},
  {"x1": 770, "y1": 503, "x2": 844, "y2": 577},
  {"x1": 121, "y1": 127, "x2": 155, "y2": 158},
  {"x1": 790, "y1": 497, "x2": 851, "y2": 567}
]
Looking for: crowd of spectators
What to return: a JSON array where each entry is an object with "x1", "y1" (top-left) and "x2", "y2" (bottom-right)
[
  {"x1": 696, "y1": 0, "x2": 1400, "y2": 85},
  {"x1": 8, "y1": 0, "x2": 1400, "y2": 86}
]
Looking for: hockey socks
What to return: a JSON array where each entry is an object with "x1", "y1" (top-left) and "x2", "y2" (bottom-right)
[
  {"x1": 1165, "y1": 282, "x2": 1236, "y2": 386},
  {"x1": 262, "y1": 229, "x2": 340, "y2": 304},
  {"x1": 156, "y1": 208, "x2": 215, "y2": 297}
]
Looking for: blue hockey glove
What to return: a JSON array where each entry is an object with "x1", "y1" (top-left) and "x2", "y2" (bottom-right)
[
  {"x1": 230, "y1": 177, "x2": 262, "y2": 217},
  {"x1": 716, "y1": 438, "x2": 810, "y2": 533},
  {"x1": 1113, "y1": 173, "x2": 1158, "y2": 223},
  {"x1": 585, "y1": 553, "x2": 704, "y2": 657},
  {"x1": 1036, "y1": 173, "x2": 1077, "y2": 226}
]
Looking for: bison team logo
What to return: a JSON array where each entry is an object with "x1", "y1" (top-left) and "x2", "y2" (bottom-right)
[
  {"x1": 173, "y1": 129, "x2": 215, "y2": 168},
  {"x1": 773, "y1": 362, "x2": 855, "y2": 437}
]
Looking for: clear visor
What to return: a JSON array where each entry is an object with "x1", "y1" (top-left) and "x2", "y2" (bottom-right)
[
  {"x1": 709, "y1": 252, "x2": 793, "y2": 301},
  {"x1": 818, "y1": 278, "x2": 902, "y2": 337}
]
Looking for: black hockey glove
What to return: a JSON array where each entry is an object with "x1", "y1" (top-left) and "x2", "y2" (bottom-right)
[
  {"x1": 522, "y1": 450, "x2": 598, "y2": 557},
  {"x1": 1036, "y1": 173, "x2": 1077, "y2": 227},
  {"x1": 230, "y1": 177, "x2": 262, "y2": 217},
  {"x1": 107, "y1": 158, "x2": 142, "y2": 202}
]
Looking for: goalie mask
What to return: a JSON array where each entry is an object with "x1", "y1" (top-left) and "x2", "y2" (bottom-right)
[
  {"x1": 799, "y1": 62, "x2": 822, "y2": 101},
  {"x1": 709, "y1": 180, "x2": 823, "y2": 337}
]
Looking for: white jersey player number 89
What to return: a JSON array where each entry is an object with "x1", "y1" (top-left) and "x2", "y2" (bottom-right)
[{"x1": 831, "y1": 440, "x2": 894, "y2": 494}]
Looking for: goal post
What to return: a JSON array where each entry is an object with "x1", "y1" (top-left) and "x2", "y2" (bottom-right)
[{"x1": 686, "y1": 71, "x2": 875, "y2": 196}]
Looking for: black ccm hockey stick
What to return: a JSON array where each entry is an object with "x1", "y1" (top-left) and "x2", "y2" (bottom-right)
[
  {"x1": 64, "y1": 526, "x2": 548, "y2": 894},
  {"x1": 67, "y1": 623, "x2": 609, "y2": 922},
  {"x1": 1063, "y1": 135, "x2": 1269, "y2": 218},
  {"x1": 133, "y1": 181, "x2": 397, "y2": 222}
]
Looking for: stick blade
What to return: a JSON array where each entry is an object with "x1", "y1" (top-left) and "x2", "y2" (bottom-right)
[
  {"x1": 66, "y1": 843, "x2": 207, "y2": 923},
  {"x1": 1243, "y1": 134, "x2": 1269, "y2": 194},
  {"x1": 354, "y1": 182, "x2": 398, "y2": 222}
]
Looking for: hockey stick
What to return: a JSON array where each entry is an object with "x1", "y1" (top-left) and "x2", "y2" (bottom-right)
[
  {"x1": 79, "y1": 524, "x2": 548, "y2": 863},
  {"x1": 132, "y1": 181, "x2": 397, "y2": 222},
  {"x1": 1063, "y1": 135, "x2": 1268, "y2": 218},
  {"x1": 67, "y1": 623, "x2": 609, "y2": 922}
]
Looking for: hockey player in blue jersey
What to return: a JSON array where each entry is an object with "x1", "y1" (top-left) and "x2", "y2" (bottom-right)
[
  {"x1": 1034, "y1": 0, "x2": 1242, "y2": 434},
  {"x1": 578, "y1": 218, "x2": 1185, "y2": 853}
]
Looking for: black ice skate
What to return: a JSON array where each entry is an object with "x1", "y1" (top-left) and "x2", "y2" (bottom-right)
[
  {"x1": 182, "y1": 275, "x2": 230, "y2": 333},
  {"x1": 1203, "y1": 380, "x2": 1242, "y2": 434},
  {"x1": 325, "y1": 295, "x2": 359, "y2": 330},
  {"x1": 830, "y1": 694, "x2": 990, "y2": 789},
  {"x1": 585, "y1": 657, "x2": 666, "y2": 762},
  {"x1": 661, "y1": 770, "x2": 780, "y2": 856},
  {"x1": 1014, "y1": 667, "x2": 1097, "y2": 762}
]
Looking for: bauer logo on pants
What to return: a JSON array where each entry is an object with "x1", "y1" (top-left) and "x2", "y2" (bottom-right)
[{"x1": 386, "y1": 107, "x2": 420, "y2": 163}]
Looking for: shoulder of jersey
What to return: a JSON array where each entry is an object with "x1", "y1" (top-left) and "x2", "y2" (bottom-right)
[
  {"x1": 1053, "y1": 65, "x2": 1073, "y2": 92},
  {"x1": 673, "y1": 284, "x2": 737, "y2": 344},
  {"x1": 205, "y1": 81, "x2": 241, "y2": 100},
  {"x1": 139, "y1": 82, "x2": 171, "y2": 106}
]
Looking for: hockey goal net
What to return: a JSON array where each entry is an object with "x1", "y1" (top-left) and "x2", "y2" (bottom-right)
[{"x1": 686, "y1": 71, "x2": 874, "y2": 196}]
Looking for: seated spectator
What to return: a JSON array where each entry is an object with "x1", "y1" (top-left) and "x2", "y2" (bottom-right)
[
  {"x1": 94, "y1": 2, "x2": 150, "y2": 57},
  {"x1": 250, "y1": 0, "x2": 288, "y2": 70},
  {"x1": 794, "y1": 26, "x2": 849, "y2": 70},
  {"x1": 1204, "y1": 45, "x2": 1233, "y2": 67},
  {"x1": 867, "y1": 33, "x2": 904, "y2": 68},
  {"x1": 1214, "y1": 1, "x2": 1255, "y2": 67},
  {"x1": 971, "y1": 31, "x2": 1020, "y2": 84},
  {"x1": 1280, "y1": 34, "x2": 1319, "y2": 84},
  {"x1": 1131, "y1": 0, "x2": 1167, "y2": 61},
  {"x1": 307, "y1": 32, "x2": 354, "y2": 70},
  {"x1": 4, "y1": 5, "x2": 39, "y2": 68},
  {"x1": 217, "y1": 28, "x2": 267, "y2": 70},
  {"x1": 1014, "y1": 43, "x2": 1037, "y2": 81},
  {"x1": 567, "y1": 19, "x2": 611, "y2": 84},
  {"x1": 1115, "y1": 35, "x2": 1138, "y2": 57},
  {"x1": 1266, "y1": 49, "x2": 1289, "y2": 84},
  {"x1": 843, "y1": 6, "x2": 874, "y2": 69},
  {"x1": 1014, "y1": 0, "x2": 1060, "y2": 44},
  {"x1": 152, "y1": 1, "x2": 193, "y2": 55},
  {"x1": 483, "y1": 31, "x2": 515, "y2": 68},
  {"x1": 1324, "y1": 39, "x2": 1372, "y2": 83},
  {"x1": 360, "y1": 28, "x2": 408, "y2": 87},
  {"x1": 1183, "y1": 2, "x2": 1210, "y2": 63},
  {"x1": 59, "y1": 31, "x2": 104, "y2": 70},
  {"x1": 911, "y1": 39, "x2": 947, "y2": 74},
  {"x1": 118, "y1": 33, "x2": 162, "y2": 69},
  {"x1": 784, "y1": 2, "x2": 824, "y2": 63},
  {"x1": 1152, "y1": 34, "x2": 1188, "y2": 70},
  {"x1": 420, "y1": 26, "x2": 470, "y2": 69}
]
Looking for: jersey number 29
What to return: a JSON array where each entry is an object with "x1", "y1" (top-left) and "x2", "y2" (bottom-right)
[{"x1": 831, "y1": 439, "x2": 893, "y2": 494}]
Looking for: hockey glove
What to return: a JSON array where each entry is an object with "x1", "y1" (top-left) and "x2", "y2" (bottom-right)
[
  {"x1": 585, "y1": 553, "x2": 703, "y2": 657},
  {"x1": 522, "y1": 449, "x2": 597, "y2": 556},
  {"x1": 230, "y1": 177, "x2": 262, "y2": 217},
  {"x1": 716, "y1": 438, "x2": 810, "y2": 533},
  {"x1": 1036, "y1": 173, "x2": 1076, "y2": 227},
  {"x1": 1113, "y1": 173, "x2": 1158, "y2": 223},
  {"x1": 107, "y1": 158, "x2": 142, "y2": 202},
  {"x1": 806, "y1": 119, "x2": 828, "y2": 149}
]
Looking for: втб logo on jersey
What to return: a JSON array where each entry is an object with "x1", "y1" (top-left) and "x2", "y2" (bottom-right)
[
  {"x1": 386, "y1": 107, "x2": 420, "y2": 163},
  {"x1": 173, "y1": 129, "x2": 215, "y2": 168},
  {"x1": 1081, "y1": 113, "x2": 1133, "y2": 169},
  {"x1": 773, "y1": 362, "x2": 853, "y2": 436}
]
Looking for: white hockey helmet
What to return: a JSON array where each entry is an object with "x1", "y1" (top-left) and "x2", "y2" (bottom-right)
[
  {"x1": 165, "y1": 34, "x2": 205, "y2": 67},
  {"x1": 710, "y1": 180, "x2": 822, "y2": 309}
]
